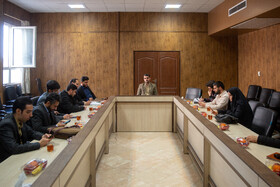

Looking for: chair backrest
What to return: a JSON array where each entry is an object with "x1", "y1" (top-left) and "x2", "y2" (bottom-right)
[
  {"x1": 269, "y1": 91, "x2": 280, "y2": 111},
  {"x1": 247, "y1": 85, "x2": 261, "y2": 101},
  {"x1": 4, "y1": 86, "x2": 18, "y2": 102},
  {"x1": 185, "y1": 88, "x2": 202, "y2": 100},
  {"x1": 251, "y1": 107, "x2": 277, "y2": 137},
  {"x1": 248, "y1": 100, "x2": 264, "y2": 114},
  {"x1": 259, "y1": 88, "x2": 274, "y2": 107},
  {"x1": 36, "y1": 78, "x2": 44, "y2": 95},
  {"x1": 16, "y1": 84, "x2": 23, "y2": 97},
  {"x1": 31, "y1": 96, "x2": 40, "y2": 106}
]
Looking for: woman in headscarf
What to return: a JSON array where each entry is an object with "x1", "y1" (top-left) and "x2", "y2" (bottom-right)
[{"x1": 218, "y1": 87, "x2": 254, "y2": 128}]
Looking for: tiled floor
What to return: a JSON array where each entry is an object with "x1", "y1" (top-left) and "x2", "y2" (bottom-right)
[{"x1": 96, "y1": 132, "x2": 203, "y2": 187}]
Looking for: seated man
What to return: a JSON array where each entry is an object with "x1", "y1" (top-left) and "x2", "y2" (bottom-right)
[
  {"x1": 77, "y1": 76, "x2": 96, "y2": 101},
  {"x1": 37, "y1": 80, "x2": 60, "y2": 105},
  {"x1": 0, "y1": 97, "x2": 51, "y2": 163},
  {"x1": 31, "y1": 93, "x2": 67, "y2": 134},
  {"x1": 58, "y1": 84, "x2": 85, "y2": 114},
  {"x1": 137, "y1": 74, "x2": 158, "y2": 95},
  {"x1": 200, "y1": 80, "x2": 216, "y2": 102},
  {"x1": 199, "y1": 81, "x2": 229, "y2": 110},
  {"x1": 70, "y1": 78, "x2": 91, "y2": 105}
]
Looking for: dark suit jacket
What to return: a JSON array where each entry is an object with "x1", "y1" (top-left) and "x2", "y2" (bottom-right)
[
  {"x1": 31, "y1": 103, "x2": 59, "y2": 133},
  {"x1": 77, "y1": 86, "x2": 96, "y2": 101},
  {"x1": 58, "y1": 90, "x2": 84, "y2": 114},
  {"x1": 0, "y1": 114, "x2": 43, "y2": 163}
]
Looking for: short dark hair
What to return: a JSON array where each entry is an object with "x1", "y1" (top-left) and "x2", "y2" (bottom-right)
[
  {"x1": 13, "y1": 96, "x2": 33, "y2": 113},
  {"x1": 69, "y1": 78, "x2": 78, "y2": 84},
  {"x1": 45, "y1": 93, "x2": 60, "y2": 105},
  {"x1": 46, "y1": 80, "x2": 60, "y2": 91},
  {"x1": 67, "y1": 84, "x2": 77, "y2": 91},
  {"x1": 81, "y1": 76, "x2": 89, "y2": 82},
  {"x1": 144, "y1": 74, "x2": 150, "y2": 77},
  {"x1": 206, "y1": 80, "x2": 215, "y2": 88},
  {"x1": 213, "y1": 81, "x2": 225, "y2": 90}
]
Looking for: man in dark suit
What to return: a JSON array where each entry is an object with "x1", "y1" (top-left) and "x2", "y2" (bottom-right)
[
  {"x1": 58, "y1": 84, "x2": 85, "y2": 114},
  {"x1": 69, "y1": 78, "x2": 91, "y2": 105},
  {"x1": 0, "y1": 97, "x2": 52, "y2": 163},
  {"x1": 31, "y1": 93, "x2": 66, "y2": 134},
  {"x1": 76, "y1": 76, "x2": 96, "y2": 101},
  {"x1": 37, "y1": 80, "x2": 60, "y2": 105}
]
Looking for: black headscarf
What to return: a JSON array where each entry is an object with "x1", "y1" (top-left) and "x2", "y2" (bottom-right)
[
  {"x1": 227, "y1": 87, "x2": 254, "y2": 128},
  {"x1": 228, "y1": 87, "x2": 247, "y2": 111}
]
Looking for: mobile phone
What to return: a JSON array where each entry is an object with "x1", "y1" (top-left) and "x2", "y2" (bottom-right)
[
  {"x1": 63, "y1": 120, "x2": 71, "y2": 124},
  {"x1": 48, "y1": 134, "x2": 54, "y2": 139}
]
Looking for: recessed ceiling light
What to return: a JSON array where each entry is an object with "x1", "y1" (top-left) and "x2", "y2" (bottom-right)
[
  {"x1": 68, "y1": 4, "x2": 85, "y2": 9},
  {"x1": 165, "y1": 4, "x2": 181, "y2": 9}
]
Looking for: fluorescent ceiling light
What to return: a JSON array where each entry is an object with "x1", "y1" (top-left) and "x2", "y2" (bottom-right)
[
  {"x1": 165, "y1": 4, "x2": 181, "y2": 9},
  {"x1": 68, "y1": 4, "x2": 85, "y2": 9}
]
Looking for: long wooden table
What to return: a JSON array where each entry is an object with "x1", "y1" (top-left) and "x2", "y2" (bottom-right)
[{"x1": 0, "y1": 96, "x2": 279, "y2": 187}]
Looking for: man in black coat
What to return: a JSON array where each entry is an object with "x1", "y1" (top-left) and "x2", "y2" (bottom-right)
[
  {"x1": 69, "y1": 78, "x2": 91, "y2": 105},
  {"x1": 0, "y1": 97, "x2": 52, "y2": 163},
  {"x1": 31, "y1": 93, "x2": 68, "y2": 134},
  {"x1": 76, "y1": 76, "x2": 96, "y2": 102},
  {"x1": 58, "y1": 84, "x2": 85, "y2": 114}
]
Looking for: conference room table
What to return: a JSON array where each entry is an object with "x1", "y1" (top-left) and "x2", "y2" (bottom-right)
[
  {"x1": 0, "y1": 101, "x2": 103, "y2": 187},
  {"x1": 0, "y1": 96, "x2": 279, "y2": 187}
]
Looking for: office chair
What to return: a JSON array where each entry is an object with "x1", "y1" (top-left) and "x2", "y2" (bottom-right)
[
  {"x1": 251, "y1": 107, "x2": 277, "y2": 137},
  {"x1": 4, "y1": 86, "x2": 18, "y2": 105},
  {"x1": 248, "y1": 100, "x2": 264, "y2": 115},
  {"x1": 36, "y1": 78, "x2": 44, "y2": 95},
  {"x1": 16, "y1": 84, "x2": 23, "y2": 97},
  {"x1": 259, "y1": 88, "x2": 274, "y2": 107},
  {"x1": 246, "y1": 85, "x2": 261, "y2": 101}
]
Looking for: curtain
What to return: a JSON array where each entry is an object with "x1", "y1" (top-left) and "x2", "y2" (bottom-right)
[{"x1": 20, "y1": 20, "x2": 31, "y2": 94}]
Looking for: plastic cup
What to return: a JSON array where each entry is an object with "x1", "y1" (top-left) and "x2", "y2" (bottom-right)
[{"x1": 47, "y1": 144, "x2": 54, "y2": 152}]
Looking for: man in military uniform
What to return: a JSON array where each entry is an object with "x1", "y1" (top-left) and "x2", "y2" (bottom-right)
[{"x1": 137, "y1": 74, "x2": 158, "y2": 96}]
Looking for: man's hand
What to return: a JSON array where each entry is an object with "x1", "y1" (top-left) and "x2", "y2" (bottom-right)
[
  {"x1": 63, "y1": 114, "x2": 72, "y2": 119},
  {"x1": 39, "y1": 135, "x2": 51, "y2": 147},
  {"x1": 199, "y1": 102, "x2": 206, "y2": 108},
  {"x1": 54, "y1": 111, "x2": 60, "y2": 115},
  {"x1": 56, "y1": 122, "x2": 66, "y2": 127},
  {"x1": 42, "y1": 133, "x2": 52, "y2": 139},
  {"x1": 199, "y1": 98, "x2": 204, "y2": 102},
  {"x1": 89, "y1": 98, "x2": 94, "y2": 101},
  {"x1": 246, "y1": 135, "x2": 258, "y2": 143},
  {"x1": 84, "y1": 100, "x2": 91, "y2": 105}
]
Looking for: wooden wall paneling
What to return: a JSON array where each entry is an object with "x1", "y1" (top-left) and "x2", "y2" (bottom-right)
[
  {"x1": 3, "y1": 0, "x2": 30, "y2": 24},
  {"x1": 238, "y1": 24, "x2": 280, "y2": 94},
  {"x1": 120, "y1": 13, "x2": 207, "y2": 32}
]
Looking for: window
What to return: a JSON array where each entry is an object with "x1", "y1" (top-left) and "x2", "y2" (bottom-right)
[{"x1": 3, "y1": 23, "x2": 36, "y2": 84}]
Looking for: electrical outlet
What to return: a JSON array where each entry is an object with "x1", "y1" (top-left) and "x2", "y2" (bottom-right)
[{"x1": 258, "y1": 71, "x2": 261, "y2": 76}]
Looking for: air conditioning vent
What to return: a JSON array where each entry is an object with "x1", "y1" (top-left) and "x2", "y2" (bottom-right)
[{"x1": 228, "y1": 0, "x2": 247, "y2": 17}]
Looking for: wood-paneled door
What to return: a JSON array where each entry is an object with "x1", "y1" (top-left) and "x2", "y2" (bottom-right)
[{"x1": 134, "y1": 51, "x2": 180, "y2": 95}]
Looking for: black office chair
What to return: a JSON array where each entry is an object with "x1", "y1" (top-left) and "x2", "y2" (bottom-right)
[
  {"x1": 259, "y1": 88, "x2": 274, "y2": 107},
  {"x1": 16, "y1": 84, "x2": 23, "y2": 97},
  {"x1": 4, "y1": 86, "x2": 18, "y2": 105},
  {"x1": 246, "y1": 85, "x2": 261, "y2": 101},
  {"x1": 185, "y1": 88, "x2": 202, "y2": 100},
  {"x1": 36, "y1": 78, "x2": 44, "y2": 95},
  {"x1": 31, "y1": 96, "x2": 40, "y2": 106},
  {"x1": 268, "y1": 91, "x2": 280, "y2": 127},
  {"x1": 251, "y1": 107, "x2": 277, "y2": 137},
  {"x1": 248, "y1": 100, "x2": 264, "y2": 114}
]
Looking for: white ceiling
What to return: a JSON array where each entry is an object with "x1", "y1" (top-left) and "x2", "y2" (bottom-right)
[{"x1": 8, "y1": 0, "x2": 224, "y2": 13}]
